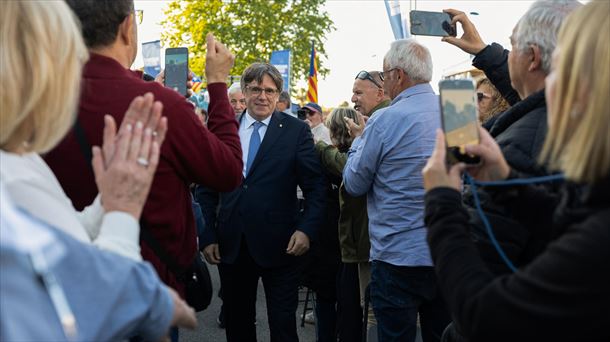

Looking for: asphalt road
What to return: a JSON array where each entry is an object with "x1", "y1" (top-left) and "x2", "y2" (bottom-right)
[
  {"x1": 180, "y1": 265, "x2": 316, "y2": 342},
  {"x1": 180, "y1": 264, "x2": 423, "y2": 342}
]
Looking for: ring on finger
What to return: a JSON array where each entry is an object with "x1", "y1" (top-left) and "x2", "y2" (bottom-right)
[{"x1": 136, "y1": 157, "x2": 149, "y2": 167}]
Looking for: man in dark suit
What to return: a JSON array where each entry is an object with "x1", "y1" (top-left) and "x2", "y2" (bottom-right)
[{"x1": 202, "y1": 63, "x2": 326, "y2": 342}]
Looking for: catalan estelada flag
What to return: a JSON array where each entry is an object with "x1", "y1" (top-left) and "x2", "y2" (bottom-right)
[{"x1": 306, "y1": 42, "x2": 318, "y2": 103}]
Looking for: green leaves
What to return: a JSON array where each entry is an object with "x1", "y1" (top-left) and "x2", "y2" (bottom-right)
[{"x1": 161, "y1": 0, "x2": 334, "y2": 94}]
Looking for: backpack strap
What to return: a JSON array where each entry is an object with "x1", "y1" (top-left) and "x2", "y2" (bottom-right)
[
  {"x1": 73, "y1": 117, "x2": 93, "y2": 169},
  {"x1": 140, "y1": 220, "x2": 187, "y2": 281}
]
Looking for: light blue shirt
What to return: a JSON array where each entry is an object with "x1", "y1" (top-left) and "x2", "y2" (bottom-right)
[
  {"x1": 0, "y1": 184, "x2": 173, "y2": 342},
  {"x1": 239, "y1": 112, "x2": 272, "y2": 177},
  {"x1": 343, "y1": 83, "x2": 440, "y2": 266}
]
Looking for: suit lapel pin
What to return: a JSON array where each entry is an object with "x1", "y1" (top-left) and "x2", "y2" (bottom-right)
[{"x1": 279, "y1": 124, "x2": 283, "y2": 128}]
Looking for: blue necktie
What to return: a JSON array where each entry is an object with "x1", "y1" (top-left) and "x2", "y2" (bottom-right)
[{"x1": 246, "y1": 121, "x2": 263, "y2": 175}]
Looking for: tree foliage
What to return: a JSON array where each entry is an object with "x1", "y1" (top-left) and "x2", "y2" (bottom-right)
[{"x1": 161, "y1": 0, "x2": 334, "y2": 93}]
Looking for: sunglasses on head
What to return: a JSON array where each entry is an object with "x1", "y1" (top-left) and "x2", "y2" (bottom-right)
[{"x1": 355, "y1": 71, "x2": 383, "y2": 89}]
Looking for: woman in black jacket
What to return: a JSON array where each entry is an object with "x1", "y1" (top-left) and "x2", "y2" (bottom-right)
[{"x1": 422, "y1": 2, "x2": 610, "y2": 341}]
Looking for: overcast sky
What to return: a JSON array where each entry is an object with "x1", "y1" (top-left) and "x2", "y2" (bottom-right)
[{"x1": 134, "y1": 0, "x2": 537, "y2": 107}]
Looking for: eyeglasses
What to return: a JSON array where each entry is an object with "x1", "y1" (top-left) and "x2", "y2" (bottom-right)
[
  {"x1": 134, "y1": 9, "x2": 144, "y2": 25},
  {"x1": 355, "y1": 71, "x2": 383, "y2": 89},
  {"x1": 380, "y1": 68, "x2": 399, "y2": 81},
  {"x1": 477, "y1": 92, "x2": 491, "y2": 102},
  {"x1": 245, "y1": 86, "x2": 279, "y2": 97}
]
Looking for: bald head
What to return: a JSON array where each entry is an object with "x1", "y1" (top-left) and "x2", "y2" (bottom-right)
[{"x1": 351, "y1": 70, "x2": 386, "y2": 116}]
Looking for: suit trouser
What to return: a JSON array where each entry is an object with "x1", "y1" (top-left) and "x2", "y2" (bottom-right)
[{"x1": 218, "y1": 240, "x2": 301, "y2": 342}]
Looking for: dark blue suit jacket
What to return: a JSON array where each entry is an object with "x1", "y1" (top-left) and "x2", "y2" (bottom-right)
[{"x1": 201, "y1": 111, "x2": 326, "y2": 268}]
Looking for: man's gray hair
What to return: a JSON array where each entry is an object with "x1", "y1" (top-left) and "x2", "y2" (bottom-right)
[
  {"x1": 279, "y1": 91, "x2": 291, "y2": 104},
  {"x1": 384, "y1": 38, "x2": 433, "y2": 82},
  {"x1": 514, "y1": 0, "x2": 582, "y2": 74},
  {"x1": 240, "y1": 63, "x2": 283, "y2": 93},
  {"x1": 228, "y1": 82, "x2": 242, "y2": 96}
]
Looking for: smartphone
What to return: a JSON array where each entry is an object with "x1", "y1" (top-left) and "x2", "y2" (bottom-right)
[
  {"x1": 164, "y1": 47, "x2": 189, "y2": 96},
  {"x1": 439, "y1": 79, "x2": 480, "y2": 164},
  {"x1": 410, "y1": 10, "x2": 456, "y2": 37}
]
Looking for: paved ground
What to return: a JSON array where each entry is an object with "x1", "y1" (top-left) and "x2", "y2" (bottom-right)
[
  {"x1": 180, "y1": 265, "x2": 316, "y2": 342},
  {"x1": 180, "y1": 265, "x2": 423, "y2": 342}
]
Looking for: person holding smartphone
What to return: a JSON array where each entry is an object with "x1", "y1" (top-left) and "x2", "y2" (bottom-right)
[
  {"x1": 439, "y1": 0, "x2": 582, "y2": 276},
  {"x1": 44, "y1": 3, "x2": 244, "y2": 336},
  {"x1": 422, "y1": 3, "x2": 609, "y2": 340}
]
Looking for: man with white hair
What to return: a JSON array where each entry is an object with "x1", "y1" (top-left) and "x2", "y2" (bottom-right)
[
  {"x1": 228, "y1": 82, "x2": 246, "y2": 117},
  {"x1": 343, "y1": 39, "x2": 450, "y2": 341},
  {"x1": 441, "y1": 0, "x2": 582, "y2": 277}
]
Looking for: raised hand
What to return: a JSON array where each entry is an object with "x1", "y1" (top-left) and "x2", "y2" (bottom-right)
[
  {"x1": 92, "y1": 94, "x2": 168, "y2": 219},
  {"x1": 343, "y1": 113, "x2": 365, "y2": 138},
  {"x1": 441, "y1": 9, "x2": 487, "y2": 55},
  {"x1": 104, "y1": 93, "x2": 168, "y2": 165},
  {"x1": 205, "y1": 33, "x2": 235, "y2": 84}
]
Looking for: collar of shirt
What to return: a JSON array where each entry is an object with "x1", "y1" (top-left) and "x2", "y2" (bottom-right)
[
  {"x1": 391, "y1": 83, "x2": 435, "y2": 106},
  {"x1": 242, "y1": 111, "x2": 272, "y2": 128},
  {"x1": 83, "y1": 53, "x2": 142, "y2": 81}
]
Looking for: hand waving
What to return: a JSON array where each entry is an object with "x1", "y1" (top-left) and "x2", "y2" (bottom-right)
[{"x1": 92, "y1": 93, "x2": 168, "y2": 219}]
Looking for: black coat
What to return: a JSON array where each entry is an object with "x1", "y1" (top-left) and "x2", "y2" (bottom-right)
[
  {"x1": 463, "y1": 43, "x2": 554, "y2": 274},
  {"x1": 301, "y1": 156, "x2": 342, "y2": 297},
  {"x1": 424, "y1": 173, "x2": 610, "y2": 341}
]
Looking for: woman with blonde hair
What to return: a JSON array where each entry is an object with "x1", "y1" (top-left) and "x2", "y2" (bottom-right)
[
  {"x1": 0, "y1": 0, "x2": 167, "y2": 260},
  {"x1": 422, "y1": 1, "x2": 609, "y2": 340}
]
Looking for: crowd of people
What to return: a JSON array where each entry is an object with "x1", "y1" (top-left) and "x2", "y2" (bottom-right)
[{"x1": 1, "y1": 0, "x2": 608, "y2": 342}]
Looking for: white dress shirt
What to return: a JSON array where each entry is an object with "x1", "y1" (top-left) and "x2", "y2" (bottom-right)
[{"x1": 238, "y1": 111, "x2": 272, "y2": 177}]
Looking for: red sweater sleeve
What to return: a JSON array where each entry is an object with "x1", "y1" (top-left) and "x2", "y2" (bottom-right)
[{"x1": 162, "y1": 82, "x2": 243, "y2": 191}]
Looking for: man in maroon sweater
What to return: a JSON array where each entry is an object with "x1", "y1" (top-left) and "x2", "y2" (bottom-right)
[{"x1": 45, "y1": 0, "x2": 243, "y2": 295}]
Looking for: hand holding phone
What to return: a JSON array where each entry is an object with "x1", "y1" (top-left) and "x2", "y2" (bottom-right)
[
  {"x1": 439, "y1": 79, "x2": 480, "y2": 165},
  {"x1": 440, "y1": 9, "x2": 487, "y2": 55},
  {"x1": 164, "y1": 47, "x2": 189, "y2": 96},
  {"x1": 410, "y1": 10, "x2": 456, "y2": 37}
]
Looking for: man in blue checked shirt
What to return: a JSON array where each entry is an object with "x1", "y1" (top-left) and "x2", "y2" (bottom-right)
[{"x1": 343, "y1": 39, "x2": 450, "y2": 342}]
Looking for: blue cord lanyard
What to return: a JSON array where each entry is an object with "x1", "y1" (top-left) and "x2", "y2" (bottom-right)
[
  {"x1": 30, "y1": 250, "x2": 78, "y2": 340},
  {"x1": 464, "y1": 173, "x2": 565, "y2": 273}
]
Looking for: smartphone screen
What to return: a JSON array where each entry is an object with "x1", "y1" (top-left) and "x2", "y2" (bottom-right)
[
  {"x1": 410, "y1": 10, "x2": 456, "y2": 37},
  {"x1": 439, "y1": 79, "x2": 480, "y2": 164},
  {"x1": 165, "y1": 47, "x2": 188, "y2": 96}
]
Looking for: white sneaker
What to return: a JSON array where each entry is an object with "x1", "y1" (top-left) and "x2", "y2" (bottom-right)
[{"x1": 304, "y1": 311, "x2": 315, "y2": 324}]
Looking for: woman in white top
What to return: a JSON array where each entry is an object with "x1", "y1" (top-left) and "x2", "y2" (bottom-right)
[{"x1": 0, "y1": 1, "x2": 167, "y2": 261}]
